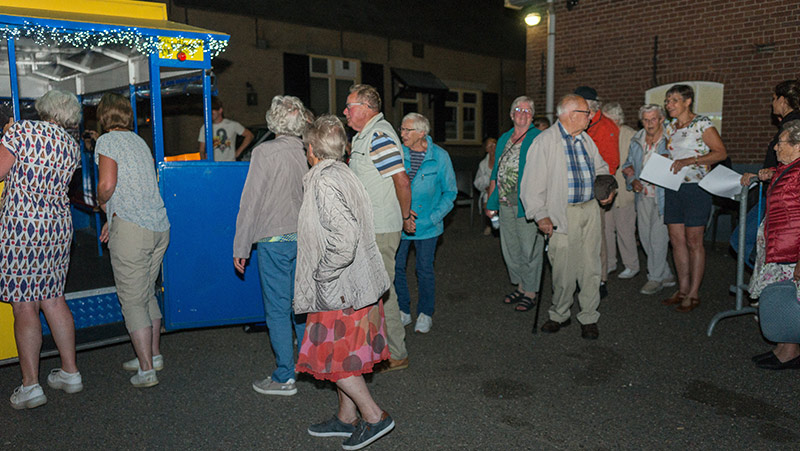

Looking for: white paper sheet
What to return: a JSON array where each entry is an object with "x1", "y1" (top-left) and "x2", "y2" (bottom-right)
[
  {"x1": 639, "y1": 153, "x2": 688, "y2": 191},
  {"x1": 698, "y1": 165, "x2": 744, "y2": 199}
]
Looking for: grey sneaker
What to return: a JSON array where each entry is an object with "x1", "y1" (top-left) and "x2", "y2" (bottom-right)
[
  {"x1": 639, "y1": 280, "x2": 663, "y2": 295},
  {"x1": 661, "y1": 277, "x2": 677, "y2": 288},
  {"x1": 130, "y1": 369, "x2": 159, "y2": 388},
  {"x1": 47, "y1": 368, "x2": 83, "y2": 393},
  {"x1": 308, "y1": 415, "x2": 359, "y2": 437},
  {"x1": 122, "y1": 354, "x2": 164, "y2": 372},
  {"x1": 252, "y1": 377, "x2": 297, "y2": 396},
  {"x1": 342, "y1": 411, "x2": 395, "y2": 450},
  {"x1": 399, "y1": 311, "x2": 412, "y2": 327},
  {"x1": 10, "y1": 384, "x2": 47, "y2": 410}
]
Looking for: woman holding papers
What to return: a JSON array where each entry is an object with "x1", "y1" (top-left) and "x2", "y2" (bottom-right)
[{"x1": 661, "y1": 85, "x2": 727, "y2": 312}]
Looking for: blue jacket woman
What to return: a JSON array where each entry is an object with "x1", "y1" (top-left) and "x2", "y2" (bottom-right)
[{"x1": 395, "y1": 114, "x2": 457, "y2": 333}]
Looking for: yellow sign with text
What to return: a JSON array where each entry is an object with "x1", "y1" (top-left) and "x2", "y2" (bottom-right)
[{"x1": 158, "y1": 37, "x2": 204, "y2": 62}]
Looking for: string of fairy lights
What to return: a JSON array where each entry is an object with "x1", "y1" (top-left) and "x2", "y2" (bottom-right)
[{"x1": 0, "y1": 21, "x2": 228, "y2": 58}]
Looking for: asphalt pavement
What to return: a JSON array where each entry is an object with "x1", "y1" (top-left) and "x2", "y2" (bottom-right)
[{"x1": 2, "y1": 208, "x2": 799, "y2": 450}]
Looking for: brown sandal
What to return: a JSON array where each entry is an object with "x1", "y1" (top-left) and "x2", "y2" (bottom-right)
[
  {"x1": 675, "y1": 297, "x2": 700, "y2": 312},
  {"x1": 661, "y1": 291, "x2": 685, "y2": 306}
]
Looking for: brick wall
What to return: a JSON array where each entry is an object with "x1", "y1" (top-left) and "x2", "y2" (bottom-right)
[{"x1": 526, "y1": 0, "x2": 800, "y2": 164}]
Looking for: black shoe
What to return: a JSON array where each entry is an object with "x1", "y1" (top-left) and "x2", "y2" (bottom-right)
[
  {"x1": 755, "y1": 354, "x2": 800, "y2": 370},
  {"x1": 599, "y1": 282, "x2": 608, "y2": 299},
  {"x1": 751, "y1": 350, "x2": 775, "y2": 363},
  {"x1": 581, "y1": 323, "x2": 599, "y2": 340},
  {"x1": 342, "y1": 411, "x2": 395, "y2": 450},
  {"x1": 540, "y1": 318, "x2": 571, "y2": 333}
]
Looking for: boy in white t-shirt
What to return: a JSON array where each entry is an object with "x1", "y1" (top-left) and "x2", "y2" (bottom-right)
[{"x1": 198, "y1": 97, "x2": 254, "y2": 161}]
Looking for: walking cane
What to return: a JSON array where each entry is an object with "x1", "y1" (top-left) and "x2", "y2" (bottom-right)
[{"x1": 532, "y1": 227, "x2": 555, "y2": 334}]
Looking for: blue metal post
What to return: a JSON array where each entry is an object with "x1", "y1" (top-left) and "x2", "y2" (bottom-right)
[
  {"x1": 7, "y1": 37, "x2": 20, "y2": 120},
  {"x1": 149, "y1": 53, "x2": 164, "y2": 163},
  {"x1": 203, "y1": 68, "x2": 213, "y2": 161},
  {"x1": 129, "y1": 84, "x2": 138, "y2": 134}
]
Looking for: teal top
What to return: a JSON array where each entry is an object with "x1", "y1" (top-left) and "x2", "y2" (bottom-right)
[{"x1": 487, "y1": 125, "x2": 541, "y2": 218}]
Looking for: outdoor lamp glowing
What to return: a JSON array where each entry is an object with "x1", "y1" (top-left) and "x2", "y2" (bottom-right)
[{"x1": 525, "y1": 12, "x2": 541, "y2": 26}]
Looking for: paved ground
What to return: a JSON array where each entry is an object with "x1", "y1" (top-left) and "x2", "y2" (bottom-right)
[{"x1": 3, "y1": 208, "x2": 799, "y2": 450}]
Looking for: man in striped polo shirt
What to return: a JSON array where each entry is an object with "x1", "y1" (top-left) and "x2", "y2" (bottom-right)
[{"x1": 344, "y1": 84, "x2": 412, "y2": 372}]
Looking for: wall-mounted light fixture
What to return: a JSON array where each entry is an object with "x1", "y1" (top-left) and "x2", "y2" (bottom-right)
[{"x1": 524, "y1": 11, "x2": 542, "y2": 27}]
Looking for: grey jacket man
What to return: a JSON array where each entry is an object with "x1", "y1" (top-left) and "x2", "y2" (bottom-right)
[{"x1": 294, "y1": 159, "x2": 390, "y2": 314}]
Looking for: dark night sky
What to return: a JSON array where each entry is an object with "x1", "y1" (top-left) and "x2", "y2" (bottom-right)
[{"x1": 174, "y1": 0, "x2": 528, "y2": 60}]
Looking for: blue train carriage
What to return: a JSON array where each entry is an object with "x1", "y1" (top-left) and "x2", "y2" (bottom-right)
[{"x1": 0, "y1": 0, "x2": 265, "y2": 364}]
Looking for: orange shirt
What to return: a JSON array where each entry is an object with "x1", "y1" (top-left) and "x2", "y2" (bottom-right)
[{"x1": 586, "y1": 111, "x2": 620, "y2": 174}]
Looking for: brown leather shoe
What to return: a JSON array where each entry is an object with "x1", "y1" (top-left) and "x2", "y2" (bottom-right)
[
  {"x1": 375, "y1": 357, "x2": 409, "y2": 373},
  {"x1": 661, "y1": 291, "x2": 686, "y2": 306},
  {"x1": 675, "y1": 297, "x2": 700, "y2": 312}
]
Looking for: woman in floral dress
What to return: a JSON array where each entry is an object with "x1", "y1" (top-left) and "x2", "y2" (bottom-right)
[{"x1": 0, "y1": 90, "x2": 83, "y2": 409}]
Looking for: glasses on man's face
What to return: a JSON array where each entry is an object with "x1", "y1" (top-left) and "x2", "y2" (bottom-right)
[
  {"x1": 514, "y1": 107, "x2": 532, "y2": 114},
  {"x1": 573, "y1": 109, "x2": 591, "y2": 115},
  {"x1": 345, "y1": 102, "x2": 366, "y2": 111},
  {"x1": 400, "y1": 127, "x2": 418, "y2": 133}
]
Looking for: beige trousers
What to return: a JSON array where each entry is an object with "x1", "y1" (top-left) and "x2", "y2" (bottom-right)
[
  {"x1": 547, "y1": 201, "x2": 602, "y2": 325},
  {"x1": 375, "y1": 231, "x2": 408, "y2": 360},
  {"x1": 604, "y1": 203, "x2": 640, "y2": 274}
]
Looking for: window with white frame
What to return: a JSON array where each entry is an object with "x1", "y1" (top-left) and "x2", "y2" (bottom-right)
[
  {"x1": 309, "y1": 55, "x2": 359, "y2": 116},
  {"x1": 645, "y1": 81, "x2": 724, "y2": 134},
  {"x1": 396, "y1": 91, "x2": 422, "y2": 119},
  {"x1": 445, "y1": 89, "x2": 481, "y2": 144}
]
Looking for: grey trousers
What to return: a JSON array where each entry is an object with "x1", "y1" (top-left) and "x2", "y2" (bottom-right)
[
  {"x1": 375, "y1": 231, "x2": 408, "y2": 360},
  {"x1": 604, "y1": 203, "x2": 640, "y2": 274},
  {"x1": 636, "y1": 196, "x2": 673, "y2": 282},
  {"x1": 499, "y1": 204, "x2": 545, "y2": 293}
]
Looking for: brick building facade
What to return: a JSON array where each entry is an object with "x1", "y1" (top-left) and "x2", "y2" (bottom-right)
[{"x1": 525, "y1": 0, "x2": 800, "y2": 165}]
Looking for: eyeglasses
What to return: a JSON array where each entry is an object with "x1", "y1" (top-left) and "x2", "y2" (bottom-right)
[
  {"x1": 400, "y1": 127, "x2": 419, "y2": 133},
  {"x1": 573, "y1": 109, "x2": 591, "y2": 115},
  {"x1": 514, "y1": 107, "x2": 532, "y2": 114},
  {"x1": 345, "y1": 102, "x2": 366, "y2": 111}
]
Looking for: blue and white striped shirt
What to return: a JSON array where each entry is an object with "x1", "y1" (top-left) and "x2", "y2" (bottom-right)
[{"x1": 558, "y1": 122, "x2": 595, "y2": 204}]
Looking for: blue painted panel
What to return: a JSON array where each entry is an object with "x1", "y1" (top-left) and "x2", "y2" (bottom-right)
[
  {"x1": 41, "y1": 288, "x2": 123, "y2": 335},
  {"x1": 159, "y1": 162, "x2": 264, "y2": 330}
]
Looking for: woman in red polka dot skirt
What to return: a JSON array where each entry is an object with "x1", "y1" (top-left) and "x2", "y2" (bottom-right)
[{"x1": 294, "y1": 115, "x2": 395, "y2": 450}]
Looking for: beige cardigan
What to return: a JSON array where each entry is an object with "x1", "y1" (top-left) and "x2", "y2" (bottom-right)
[{"x1": 520, "y1": 121, "x2": 610, "y2": 235}]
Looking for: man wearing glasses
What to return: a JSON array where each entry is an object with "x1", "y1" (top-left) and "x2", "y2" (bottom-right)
[
  {"x1": 520, "y1": 95, "x2": 614, "y2": 340},
  {"x1": 343, "y1": 84, "x2": 412, "y2": 372}
]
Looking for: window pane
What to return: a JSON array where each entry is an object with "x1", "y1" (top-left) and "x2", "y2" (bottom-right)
[
  {"x1": 335, "y1": 79, "x2": 352, "y2": 115},
  {"x1": 463, "y1": 92, "x2": 477, "y2": 103},
  {"x1": 402, "y1": 102, "x2": 418, "y2": 116},
  {"x1": 445, "y1": 106, "x2": 458, "y2": 140},
  {"x1": 446, "y1": 91, "x2": 458, "y2": 102},
  {"x1": 463, "y1": 107, "x2": 476, "y2": 140},
  {"x1": 311, "y1": 57, "x2": 329, "y2": 74},
  {"x1": 310, "y1": 78, "x2": 330, "y2": 115}
]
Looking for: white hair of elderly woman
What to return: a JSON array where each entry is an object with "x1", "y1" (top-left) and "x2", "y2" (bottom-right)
[
  {"x1": 303, "y1": 114, "x2": 347, "y2": 161},
  {"x1": 402, "y1": 112, "x2": 430, "y2": 134},
  {"x1": 637, "y1": 104, "x2": 666, "y2": 122},
  {"x1": 266, "y1": 95, "x2": 308, "y2": 136},
  {"x1": 35, "y1": 89, "x2": 81, "y2": 129},
  {"x1": 602, "y1": 102, "x2": 625, "y2": 125},
  {"x1": 509, "y1": 95, "x2": 535, "y2": 116}
]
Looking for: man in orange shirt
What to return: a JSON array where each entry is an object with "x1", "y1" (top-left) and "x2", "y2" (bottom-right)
[{"x1": 574, "y1": 86, "x2": 619, "y2": 299}]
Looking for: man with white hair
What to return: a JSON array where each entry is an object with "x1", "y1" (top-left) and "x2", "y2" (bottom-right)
[
  {"x1": 621, "y1": 105, "x2": 676, "y2": 295},
  {"x1": 343, "y1": 84, "x2": 412, "y2": 372},
  {"x1": 520, "y1": 94, "x2": 614, "y2": 339}
]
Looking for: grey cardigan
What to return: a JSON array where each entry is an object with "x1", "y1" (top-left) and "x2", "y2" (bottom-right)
[
  {"x1": 232, "y1": 135, "x2": 307, "y2": 258},
  {"x1": 294, "y1": 159, "x2": 390, "y2": 314}
]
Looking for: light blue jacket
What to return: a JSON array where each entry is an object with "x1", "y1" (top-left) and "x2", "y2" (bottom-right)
[
  {"x1": 401, "y1": 136, "x2": 457, "y2": 240},
  {"x1": 487, "y1": 125, "x2": 541, "y2": 218},
  {"x1": 620, "y1": 128, "x2": 669, "y2": 216}
]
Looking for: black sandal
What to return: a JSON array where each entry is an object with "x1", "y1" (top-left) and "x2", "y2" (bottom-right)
[
  {"x1": 503, "y1": 290, "x2": 525, "y2": 304},
  {"x1": 515, "y1": 295, "x2": 537, "y2": 312}
]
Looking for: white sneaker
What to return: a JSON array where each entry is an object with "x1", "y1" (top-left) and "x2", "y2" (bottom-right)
[
  {"x1": 617, "y1": 268, "x2": 639, "y2": 279},
  {"x1": 130, "y1": 369, "x2": 159, "y2": 388},
  {"x1": 415, "y1": 313, "x2": 432, "y2": 333},
  {"x1": 122, "y1": 354, "x2": 164, "y2": 372},
  {"x1": 639, "y1": 280, "x2": 663, "y2": 295},
  {"x1": 47, "y1": 368, "x2": 83, "y2": 393},
  {"x1": 252, "y1": 377, "x2": 297, "y2": 396},
  {"x1": 10, "y1": 384, "x2": 47, "y2": 410},
  {"x1": 400, "y1": 311, "x2": 412, "y2": 327},
  {"x1": 661, "y1": 277, "x2": 677, "y2": 287}
]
